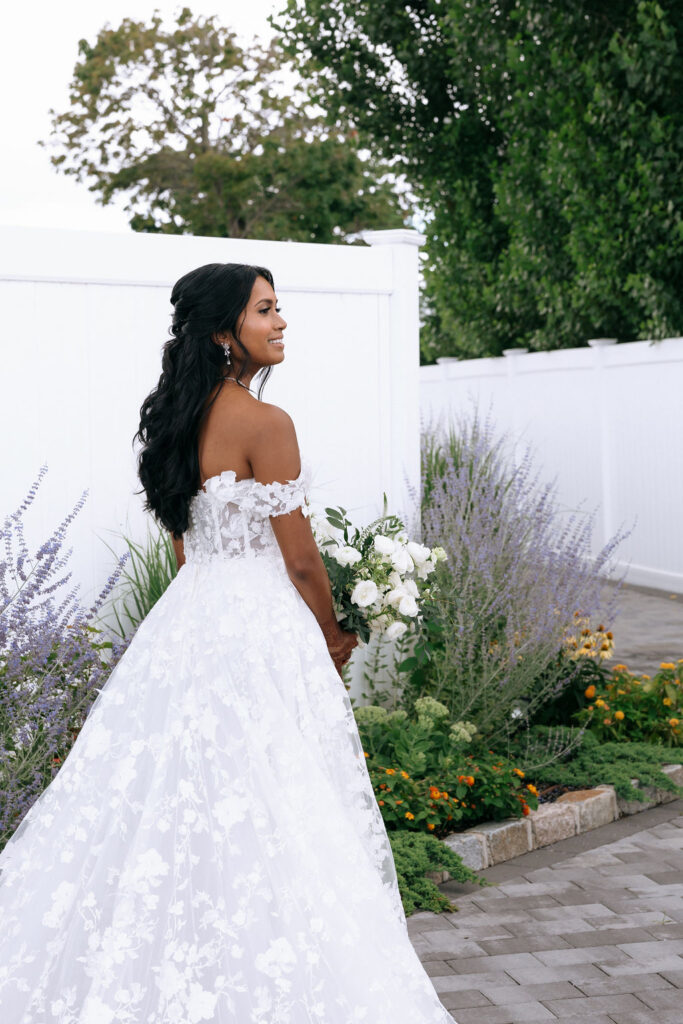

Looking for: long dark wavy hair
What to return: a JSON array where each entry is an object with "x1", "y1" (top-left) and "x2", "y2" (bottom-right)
[{"x1": 134, "y1": 262, "x2": 275, "y2": 539}]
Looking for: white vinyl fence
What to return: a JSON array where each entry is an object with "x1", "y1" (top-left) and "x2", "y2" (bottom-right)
[
  {"x1": 420, "y1": 338, "x2": 683, "y2": 594},
  {"x1": 0, "y1": 225, "x2": 424, "y2": 699}
]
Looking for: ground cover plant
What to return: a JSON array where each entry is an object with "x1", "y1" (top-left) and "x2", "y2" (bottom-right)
[
  {"x1": 387, "y1": 831, "x2": 485, "y2": 917},
  {"x1": 0, "y1": 467, "x2": 130, "y2": 850}
]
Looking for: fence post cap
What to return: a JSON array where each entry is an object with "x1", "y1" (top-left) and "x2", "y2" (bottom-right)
[{"x1": 360, "y1": 228, "x2": 426, "y2": 247}]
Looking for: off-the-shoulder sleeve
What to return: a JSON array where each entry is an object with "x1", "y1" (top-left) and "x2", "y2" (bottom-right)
[{"x1": 248, "y1": 464, "x2": 312, "y2": 519}]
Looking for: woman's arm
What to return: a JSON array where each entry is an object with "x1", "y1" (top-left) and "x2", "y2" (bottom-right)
[{"x1": 249, "y1": 405, "x2": 357, "y2": 674}]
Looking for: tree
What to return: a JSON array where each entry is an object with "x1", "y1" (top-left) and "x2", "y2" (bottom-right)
[
  {"x1": 276, "y1": 1, "x2": 683, "y2": 360},
  {"x1": 40, "y1": 6, "x2": 407, "y2": 242}
]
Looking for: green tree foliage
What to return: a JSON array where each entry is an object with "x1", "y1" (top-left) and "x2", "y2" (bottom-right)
[
  {"x1": 276, "y1": 1, "x2": 683, "y2": 359},
  {"x1": 41, "y1": 6, "x2": 407, "y2": 242}
]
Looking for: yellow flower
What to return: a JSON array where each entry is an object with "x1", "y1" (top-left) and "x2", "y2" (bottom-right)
[
  {"x1": 613, "y1": 664, "x2": 629, "y2": 673},
  {"x1": 663, "y1": 697, "x2": 673, "y2": 707},
  {"x1": 660, "y1": 662, "x2": 676, "y2": 670},
  {"x1": 585, "y1": 685, "x2": 596, "y2": 699},
  {"x1": 363, "y1": 752, "x2": 369, "y2": 758},
  {"x1": 513, "y1": 768, "x2": 525, "y2": 778},
  {"x1": 526, "y1": 783, "x2": 538, "y2": 796},
  {"x1": 400, "y1": 770, "x2": 410, "y2": 778},
  {"x1": 614, "y1": 710, "x2": 625, "y2": 721},
  {"x1": 405, "y1": 811, "x2": 415, "y2": 820},
  {"x1": 385, "y1": 768, "x2": 396, "y2": 775},
  {"x1": 595, "y1": 699, "x2": 608, "y2": 709},
  {"x1": 427, "y1": 823, "x2": 435, "y2": 831},
  {"x1": 669, "y1": 718, "x2": 680, "y2": 728}
]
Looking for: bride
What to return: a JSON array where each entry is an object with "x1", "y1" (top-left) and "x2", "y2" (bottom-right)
[{"x1": 0, "y1": 262, "x2": 454, "y2": 1023}]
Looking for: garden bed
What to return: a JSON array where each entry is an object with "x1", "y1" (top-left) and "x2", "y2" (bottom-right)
[{"x1": 426, "y1": 762, "x2": 683, "y2": 879}]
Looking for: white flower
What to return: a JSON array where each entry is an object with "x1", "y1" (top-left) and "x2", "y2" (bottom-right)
[
  {"x1": 384, "y1": 621, "x2": 408, "y2": 640},
  {"x1": 388, "y1": 570, "x2": 403, "y2": 588},
  {"x1": 373, "y1": 534, "x2": 395, "y2": 556},
  {"x1": 402, "y1": 579, "x2": 419, "y2": 598},
  {"x1": 398, "y1": 594, "x2": 419, "y2": 617},
  {"x1": 333, "y1": 546, "x2": 363, "y2": 567},
  {"x1": 416, "y1": 559, "x2": 436, "y2": 580},
  {"x1": 369, "y1": 613, "x2": 392, "y2": 636},
  {"x1": 431, "y1": 546, "x2": 447, "y2": 562},
  {"x1": 406, "y1": 541, "x2": 431, "y2": 565},
  {"x1": 351, "y1": 580, "x2": 379, "y2": 608},
  {"x1": 383, "y1": 587, "x2": 408, "y2": 609},
  {"x1": 390, "y1": 545, "x2": 414, "y2": 575}
]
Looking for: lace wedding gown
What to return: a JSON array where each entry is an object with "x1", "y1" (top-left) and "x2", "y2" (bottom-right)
[{"x1": 0, "y1": 458, "x2": 455, "y2": 1024}]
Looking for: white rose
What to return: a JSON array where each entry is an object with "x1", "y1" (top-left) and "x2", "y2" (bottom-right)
[
  {"x1": 333, "y1": 546, "x2": 362, "y2": 567},
  {"x1": 416, "y1": 559, "x2": 436, "y2": 580},
  {"x1": 388, "y1": 570, "x2": 403, "y2": 588},
  {"x1": 370, "y1": 613, "x2": 392, "y2": 636},
  {"x1": 406, "y1": 541, "x2": 431, "y2": 565},
  {"x1": 431, "y1": 546, "x2": 447, "y2": 563},
  {"x1": 398, "y1": 594, "x2": 419, "y2": 617},
  {"x1": 402, "y1": 579, "x2": 419, "y2": 598},
  {"x1": 384, "y1": 621, "x2": 408, "y2": 640},
  {"x1": 383, "y1": 587, "x2": 408, "y2": 609},
  {"x1": 390, "y1": 545, "x2": 414, "y2": 575},
  {"x1": 373, "y1": 534, "x2": 395, "y2": 557},
  {"x1": 350, "y1": 580, "x2": 379, "y2": 608},
  {"x1": 314, "y1": 517, "x2": 340, "y2": 542}
]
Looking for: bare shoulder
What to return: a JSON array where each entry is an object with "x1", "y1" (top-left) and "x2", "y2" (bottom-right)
[
  {"x1": 246, "y1": 400, "x2": 301, "y2": 481},
  {"x1": 248, "y1": 400, "x2": 296, "y2": 439}
]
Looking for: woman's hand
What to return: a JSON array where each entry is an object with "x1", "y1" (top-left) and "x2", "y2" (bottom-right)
[{"x1": 320, "y1": 622, "x2": 358, "y2": 677}]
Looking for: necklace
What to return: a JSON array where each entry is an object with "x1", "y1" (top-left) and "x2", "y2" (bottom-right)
[{"x1": 223, "y1": 376, "x2": 255, "y2": 395}]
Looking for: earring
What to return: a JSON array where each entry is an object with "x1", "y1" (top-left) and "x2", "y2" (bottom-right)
[{"x1": 221, "y1": 342, "x2": 231, "y2": 365}]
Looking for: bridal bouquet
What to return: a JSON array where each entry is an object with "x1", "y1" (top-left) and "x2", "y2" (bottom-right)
[{"x1": 312, "y1": 502, "x2": 447, "y2": 645}]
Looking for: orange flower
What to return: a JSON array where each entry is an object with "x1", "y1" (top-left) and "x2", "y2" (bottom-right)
[
  {"x1": 660, "y1": 662, "x2": 676, "y2": 670},
  {"x1": 396, "y1": 799, "x2": 403, "y2": 805},
  {"x1": 378, "y1": 800, "x2": 384, "y2": 806},
  {"x1": 603, "y1": 718, "x2": 612, "y2": 725},
  {"x1": 427, "y1": 823, "x2": 435, "y2": 831},
  {"x1": 429, "y1": 786, "x2": 442, "y2": 800},
  {"x1": 442, "y1": 791, "x2": 449, "y2": 799},
  {"x1": 526, "y1": 783, "x2": 538, "y2": 796},
  {"x1": 614, "y1": 710, "x2": 625, "y2": 721},
  {"x1": 400, "y1": 770, "x2": 410, "y2": 779},
  {"x1": 466, "y1": 775, "x2": 475, "y2": 786},
  {"x1": 663, "y1": 697, "x2": 673, "y2": 707},
  {"x1": 521, "y1": 804, "x2": 530, "y2": 816},
  {"x1": 584, "y1": 684, "x2": 596, "y2": 699},
  {"x1": 363, "y1": 751, "x2": 369, "y2": 758},
  {"x1": 670, "y1": 718, "x2": 680, "y2": 727},
  {"x1": 385, "y1": 768, "x2": 396, "y2": 775},
  {"x1": 613, "y1": 664, "x2": 629, "y2": 673},
  {"x1": 513, "y1": 768, "x2": 525, "y2": 778},
  {"x1": 405, "y1": 811, "x2": 415, "y2": 820}
]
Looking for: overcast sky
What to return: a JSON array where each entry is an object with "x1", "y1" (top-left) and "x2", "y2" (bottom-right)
[{"x1": 1, "y1": 1, "x2": 280, "y2": 233}]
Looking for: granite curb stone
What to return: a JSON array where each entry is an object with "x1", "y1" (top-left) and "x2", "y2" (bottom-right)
[{"x1": 425, "y1": 764, "x2": 683, "y2": 884}]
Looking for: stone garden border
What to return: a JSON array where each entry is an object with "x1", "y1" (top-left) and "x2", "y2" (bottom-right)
[{"x1": 426, "y1": 763, "x2": 683, "y2": 880}]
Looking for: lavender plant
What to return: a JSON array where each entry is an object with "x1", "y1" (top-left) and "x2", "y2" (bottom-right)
[
  {"x1": 405, "y1": 411, "x2": 633, "y2": 742},
  {"x1": 0, "y1": 466, "x2": 130, "y2": 849}
]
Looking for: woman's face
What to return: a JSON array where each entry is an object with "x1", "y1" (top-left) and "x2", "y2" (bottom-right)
[{"x1": 227, "y1": 275, "x2": 287, "y2": 376}]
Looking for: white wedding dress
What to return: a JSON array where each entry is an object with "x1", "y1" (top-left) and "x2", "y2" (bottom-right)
[{"x1": 0, "y1": 457, "x2": 455, "y2": 1023}]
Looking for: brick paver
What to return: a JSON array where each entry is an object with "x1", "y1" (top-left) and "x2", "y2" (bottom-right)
[{"x1": 411, "y1": 800, "x2": 683, "y2": 1022}]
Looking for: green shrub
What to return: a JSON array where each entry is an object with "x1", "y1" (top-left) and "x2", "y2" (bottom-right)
[
  {"x1": 576, "y1": 660, "x2": 683, "y2": 746},
  {"x1": 355, "y1": 698, "x2": 538, "y2": 835},
  {"x1": 514, "y1": 729, "x2": 683, "y2": 803},
  {"x1": 387, "y1": 831, "x2": 485, "y2": 917}
]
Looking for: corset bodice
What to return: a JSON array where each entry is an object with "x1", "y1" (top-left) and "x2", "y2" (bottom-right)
[{"x1": 182, "y1": 458, "x2": 312, "y2": 565}]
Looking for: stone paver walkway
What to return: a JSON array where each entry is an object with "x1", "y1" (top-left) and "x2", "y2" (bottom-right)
[
  {"x1": 601, "y1": 580, "x2": 682, "y2": 678},
  {"x1": 410, "y1": 799, "x2": 683, "y2": 1023}
]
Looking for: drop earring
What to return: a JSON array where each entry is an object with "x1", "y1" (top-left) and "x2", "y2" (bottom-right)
[{"x1": 221, "y1": 342, "x2": 231, "y2": 365}]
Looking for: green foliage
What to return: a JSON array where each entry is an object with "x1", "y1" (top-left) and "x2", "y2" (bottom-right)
[
  {"x1": 277, "y1": 0, "x2": 683, "y2": 359},
  {"x1": 387, "y1": 831, "x2": 485, "y2": 917},
  {"x1": 577, "y1": 660, "x2": 683, "y2": 746},
  {"x1": 42, "y1": 7, "x2": 407, "y2": 242},
  {"x1": 355, "y1": 699, "x2": 538, "y2": 834},
  {"x1": 100, "y1": 525, "x2": 177, "y2": 639},
  {"x1": 514, "y1": 728, "x2": 683, "y2": 803}
]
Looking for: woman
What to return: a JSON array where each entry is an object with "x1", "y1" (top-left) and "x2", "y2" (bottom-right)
[{"x1": 0, "y1": 263, "x2": 454, "y2": 1022}]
